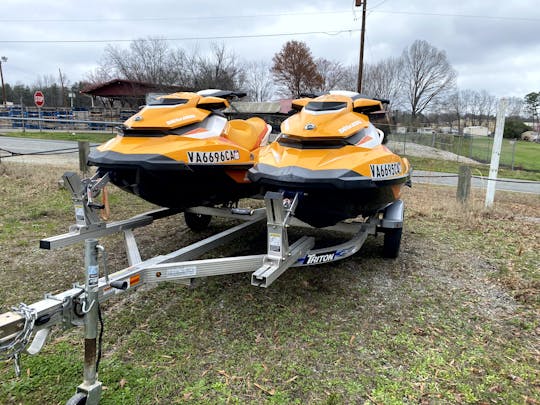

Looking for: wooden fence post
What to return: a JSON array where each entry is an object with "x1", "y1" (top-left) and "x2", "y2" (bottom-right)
[
  {"x1": 457, "y1": 165, "x2": 471, "y2": 203},
  {"x1": 78, "y1": 140, "x2": 90, "y2": 174}
]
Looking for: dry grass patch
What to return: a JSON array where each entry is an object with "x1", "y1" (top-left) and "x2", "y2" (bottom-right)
[{"x1": 0, "y1": 161, "x2": 539, "y2": 404}]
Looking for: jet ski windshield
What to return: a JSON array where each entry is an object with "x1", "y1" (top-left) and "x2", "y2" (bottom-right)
[
  {"x1": 305, "y1": 101, "x2": 347, "y2": 112},
  {"x1": 278, "y1": 123, "x2": 381, "y2": 149},
  {"x1": 149, "y1": 98, "x2": 189, "y2": 106}
]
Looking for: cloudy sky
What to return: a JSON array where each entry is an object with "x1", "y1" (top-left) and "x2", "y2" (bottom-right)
[{"x1": 1, "y1": 0, "x2": 538, "y2": 98}]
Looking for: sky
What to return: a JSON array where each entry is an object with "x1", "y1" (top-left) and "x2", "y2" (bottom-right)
[{"x1": 0, "y1": 0, "x2": 538, "y2": 98}]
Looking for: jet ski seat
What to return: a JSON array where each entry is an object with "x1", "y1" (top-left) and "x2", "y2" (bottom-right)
[{"x1": 224, "y1": 117, "x2": 269, "y2": 151}]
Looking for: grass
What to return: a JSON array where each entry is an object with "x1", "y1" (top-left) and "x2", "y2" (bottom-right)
[
  {"x1": 0, "y1": 161, "x2": 539, "y2": 404},
  {"x1": 392, "y1": 132, "x2": 540, "y2": 172},
  {"x1": 0, "y1": 130, "x2": 116, "y2": 144},
  {"x1": 405, "y1": 156, "x2": 540, "y2": 181}
]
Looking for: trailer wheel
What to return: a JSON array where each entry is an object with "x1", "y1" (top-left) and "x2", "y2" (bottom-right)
[
  {"x1": 184, "y1": 212, "x2": 212, "y2": 231},
  {"x1": 66, "y1": 393, "x2": 87, "y2": 405},
  {"x1": 382, "y1": 227, "x2": 402, "y2": 258}
]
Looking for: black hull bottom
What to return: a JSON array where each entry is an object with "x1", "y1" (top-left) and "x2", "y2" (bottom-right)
[
  {"x1": 99, "y1": 167, "x2": 256, "y2": 209},
  {"x1": 249, "y1": 164, "x2": 408, "y2": 228},
  {"x1": 275, "y1": 187, "x2": 397, "y2": 228}
]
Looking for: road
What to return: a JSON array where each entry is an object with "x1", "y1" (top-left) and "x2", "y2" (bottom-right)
[
  {"x1": 1, "y1": 136, "x2": 538, "y2": 195},
  {"x1": 0, "y1": 136, "x2": 99, "y2": 156},
  {"x1": 412, "y1": 170, "x2": 540, "y2": 195}
]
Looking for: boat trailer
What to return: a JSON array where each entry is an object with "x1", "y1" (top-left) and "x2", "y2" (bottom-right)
[{"x1": 0, "y1": 171, "x2": 404, "y2": 405}]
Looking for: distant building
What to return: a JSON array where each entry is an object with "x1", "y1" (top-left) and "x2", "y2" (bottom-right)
[
  {"x1": 463, "y1": 126, "x2": 490, "y2": 136},
  {"x1": 521, "y1": 131, "x2": 539, "y2": 142},
  {"x1": 80, "y1": 79, "x2": 192, "y2": 108}
]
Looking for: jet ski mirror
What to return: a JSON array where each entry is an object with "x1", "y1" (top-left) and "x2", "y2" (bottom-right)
[
  {"x1": 197, "y1": 97, "x2": 229, "y2": 111},
  {"x1": 352, "y1": 98, "x2": 383, "y2": 114},
  {"x1": 291, "y1": 98, "x2": 312, "y2": 111}
]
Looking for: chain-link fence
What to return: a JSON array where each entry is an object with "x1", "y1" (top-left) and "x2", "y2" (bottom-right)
[
  {"x1": 390, "y1": 132, "x2": 539, "y2": 172},
  {"x1": 0, "y1": 106, "x2": 132, "y2": 132}
]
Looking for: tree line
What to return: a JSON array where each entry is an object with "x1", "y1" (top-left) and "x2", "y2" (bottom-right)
[{"x1": 1, "y1": 37, "x2": 535, "y2": 136}]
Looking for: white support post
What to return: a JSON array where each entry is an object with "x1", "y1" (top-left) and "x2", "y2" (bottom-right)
[{"x1": 485, "y1": 98, "x2": 507, "y2": 208}]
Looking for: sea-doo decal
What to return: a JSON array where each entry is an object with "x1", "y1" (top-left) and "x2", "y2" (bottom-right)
[
  {"x1": 338, "y1": 120, "x2": 362, "y2": 134},
  {"x1": 187, "y1": 150, "x2": 240, "y2": 164},
  {"x1": 370, "y1": 163, "x2": 402, "y2": 179},
  {"x1": 166, "y1": 114, "x2": 196, "y2": 126}
]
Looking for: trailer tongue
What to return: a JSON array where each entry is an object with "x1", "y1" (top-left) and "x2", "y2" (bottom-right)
[{"x1": 0, "y1": 172, "x2": 404, "y2": 405}]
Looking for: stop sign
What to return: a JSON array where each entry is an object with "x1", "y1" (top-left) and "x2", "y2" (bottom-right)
[{"x1": 34, "y1": 91, "x2": 45, "y2": 107}]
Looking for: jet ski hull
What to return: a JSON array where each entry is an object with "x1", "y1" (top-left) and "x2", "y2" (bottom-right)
[
  {"x1": 249, "y1": 163, "x2": 409, "y2": 227},
  {"x1": 90, "y1": 150, "x2": 255, "y2": 209},
  {"x1": 86, "y1": 91, "x2": 271, "y2": 210},
  {"x1": 247, "y1": 91, "x2": 412, "y2": 228}
]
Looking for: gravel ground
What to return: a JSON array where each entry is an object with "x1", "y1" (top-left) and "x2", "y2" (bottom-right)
[{"x1": 387, "y1": 140, "x2": 479, "y2": 164}]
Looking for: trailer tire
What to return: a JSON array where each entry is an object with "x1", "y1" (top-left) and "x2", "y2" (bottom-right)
[
  {"x1": 382, "y1": 227, "x2": 402, "y2": 258},
  {"x1": 65, "y1": 393, "x2": 87, "y2": 405},
  {"x1": 184, "y1": 212, "x2": 212, "y2": 231}
]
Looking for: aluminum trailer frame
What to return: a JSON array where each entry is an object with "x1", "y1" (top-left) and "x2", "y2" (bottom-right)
[{"x1": 0, "y1": 172, "x2": 404, "y2": 405}]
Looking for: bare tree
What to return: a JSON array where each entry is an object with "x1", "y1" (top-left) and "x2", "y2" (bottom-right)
[
  {"x1": 315, "y1": 58, "x2": 347, "y2": 92},
  {"x1": 85, "y1": 65, "x2": 114, "y2": 85},
  {"x1": 92, "y1": 39, "x2": 245, "y2": 91},
  {"x1": 337, "y1": 64, "x2": 359, "y2": 92},
  {"x1": 507, "y1": 96, "x2": 524, "y2": 118},
  {"x1": 99, "y1": 37, "x2": 185, "y2": 86},
  {"x1": 400, "y1": 40, "x2": 457, "y2": 122},
  {"x1": 191, "y1": 43, "x2": 245, "y2": 90},
  {"x1": 243, "y1": 60, "x2": 275, "y2": 101},
  {"x1": 271, "y1": 40, "x2": 323, "y2": 97},
  {"x1": 362, "y1": 57, "x2": 404, "y2": 109},
  {"x1": 441, "y1": 91, "x2": 462, "y2": 133}
]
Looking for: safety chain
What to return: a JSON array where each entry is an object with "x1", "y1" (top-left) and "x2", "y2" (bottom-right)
[{"x1": 0, "y1": 303, "x2": 37, "y2": 377}]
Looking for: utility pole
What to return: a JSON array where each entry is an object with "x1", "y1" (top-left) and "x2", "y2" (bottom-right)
[
  {"x1": 0, "y1": 56, "x2": 7, "y2": 107},
  {"x1": 356, "y1": 0, "x2": 367, "y2": 93},
  {"x1": 59, "y1": 68, "x2": 66, "y2": 108}
]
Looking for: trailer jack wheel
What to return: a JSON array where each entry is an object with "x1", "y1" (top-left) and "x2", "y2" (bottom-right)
[
  {"x1": 65, "y1": 392, "x2": 87, "y2": 405},
  {"x1": 184, "y1": 211, "x2": 212, "y2": 231},
  {"x1": 382, "y1": 227, "x2": 402, "y2": 258}
]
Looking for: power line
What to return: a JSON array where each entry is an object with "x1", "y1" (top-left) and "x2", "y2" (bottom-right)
[
  {"x1": 0, "y1": 8, "x2": 537, "y2": 24},
  {"x1": 0, "y1": 10, "x2": 354, "y2": 23},
  {"x1": 368, "y1": 0, "x2": 391, "y2": 14},
  {"x1": 371, "y1": 9, "x2": 540, "y2": 22},
  {"x1": 0, "y1": 29, "x2": 362, "y2": 44}
]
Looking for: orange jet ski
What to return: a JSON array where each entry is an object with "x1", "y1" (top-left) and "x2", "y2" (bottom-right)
[
  {"x1": 88, "y1": 90, "x2": 271, "y2": 210},
  {"x1": 248, "y1": 91, "x2": 411, "y2": 228}
]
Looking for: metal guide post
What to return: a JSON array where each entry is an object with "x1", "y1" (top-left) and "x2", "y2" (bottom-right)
[
  {"x1": 251, "y1": 192, "x2": 314, "y2": 288},
  {"x1": 63, "y1": 172, "x2": 107, "y2": 231}
]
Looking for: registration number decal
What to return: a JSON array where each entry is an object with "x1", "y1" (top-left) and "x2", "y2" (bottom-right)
[
  {"x1": 187, "y1": 150, "x2": 240, "y2": 164},
  {"x1": 370, "y1": 162, "x2": 402, "y2": 179}
]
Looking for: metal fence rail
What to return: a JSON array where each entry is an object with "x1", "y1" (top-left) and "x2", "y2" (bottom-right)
[{"x1": 0, "y1": 115, "x2": 122, "y2": 132}]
